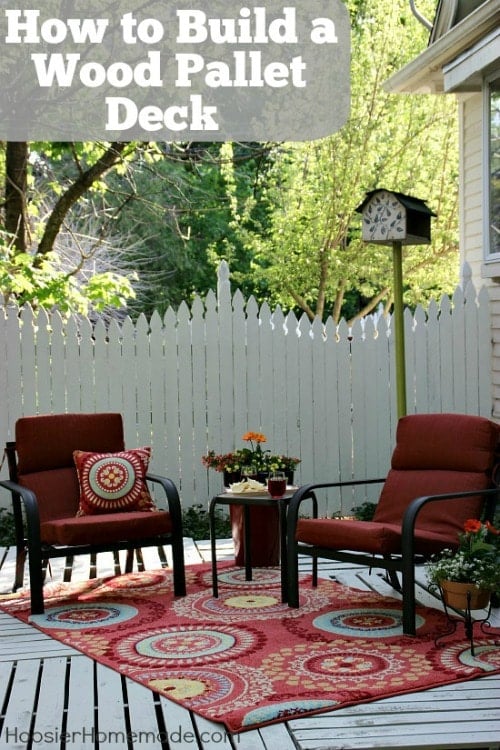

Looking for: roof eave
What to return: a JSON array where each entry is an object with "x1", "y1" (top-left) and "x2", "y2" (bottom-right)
[{"x1": 384, "y1": 0, "x2": 500, "y2": 94}]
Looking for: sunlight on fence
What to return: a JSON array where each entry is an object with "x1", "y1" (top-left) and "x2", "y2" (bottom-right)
[{"x1": 0, "y1": 262, "x2": 491, "y2": 515}]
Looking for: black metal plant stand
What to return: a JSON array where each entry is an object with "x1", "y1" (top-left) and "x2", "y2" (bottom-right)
[{"x1": 435, "y1": 587, "x2": 495, "y2": 656}]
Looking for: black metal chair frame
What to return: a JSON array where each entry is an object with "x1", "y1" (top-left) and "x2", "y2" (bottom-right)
[
  {"x1": 1, "y1": 441, "x2": 187, "y2": 614},
  {"x1": 286, "y1": 478, "x2": 499, "y2": 636}
]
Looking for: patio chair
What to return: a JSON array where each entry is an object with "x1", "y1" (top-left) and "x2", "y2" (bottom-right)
[
  {"x1": 0, "y1": 413, "x2": 186, "y2": 614},
  {"x1": 286, "y1": 413, "x2": 500, "y2": 635}
]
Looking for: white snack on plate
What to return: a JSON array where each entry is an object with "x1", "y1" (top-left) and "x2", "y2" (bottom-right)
[{"x1": 229, "y1": 478, "x2": 267, "y2": 493}]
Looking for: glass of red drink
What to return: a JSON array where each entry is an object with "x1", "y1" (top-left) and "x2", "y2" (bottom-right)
[{"x1": 267, "y1": 471, "x2": 287, "y2": 499}]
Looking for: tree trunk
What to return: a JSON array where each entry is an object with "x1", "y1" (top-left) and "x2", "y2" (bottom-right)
[
  {"x1": 5, "y1": 142, "x2": 28, "y2": 253},
  {"x1": 36, "y1": 142, "x2": 128, "y2": 257}
]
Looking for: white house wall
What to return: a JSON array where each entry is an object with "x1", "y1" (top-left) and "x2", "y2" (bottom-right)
[
  {"x1": 461, "y1": 93, "x2": 484, "y2": 274},
  {"x1": 461, "y1": 92, "x2": 498, "y2": 418}
]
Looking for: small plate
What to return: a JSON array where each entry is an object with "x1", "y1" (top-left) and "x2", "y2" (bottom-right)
[
  {"x1": 225, "y1": 485, "x2": 299, "y2": 497},
  {"x1": 225, "y1": 488, "x2": 268, "y2": 496}
]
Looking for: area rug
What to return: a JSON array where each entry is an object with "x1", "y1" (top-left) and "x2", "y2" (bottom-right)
[{"x1": 2, "y1": 564, "x2": 499, "y2": 733}]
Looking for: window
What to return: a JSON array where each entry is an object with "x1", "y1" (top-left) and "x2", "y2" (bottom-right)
[{"x1": 488, "y1": 75, "x2": 500, "y2": 257}]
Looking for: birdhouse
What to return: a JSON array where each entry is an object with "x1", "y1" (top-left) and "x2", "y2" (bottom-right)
[{"x1": 356, "y1": 189, "x2": 436, "y2": 245}]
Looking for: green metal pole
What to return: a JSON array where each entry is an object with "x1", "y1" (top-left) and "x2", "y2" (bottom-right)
[{"x1": 392, "y1": 240, "x2": 407, "y2": 418}]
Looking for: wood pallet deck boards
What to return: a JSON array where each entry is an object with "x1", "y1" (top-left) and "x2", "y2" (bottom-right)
[{"x1": 0, "y1": 541, "x2": 499, "y2": 750}]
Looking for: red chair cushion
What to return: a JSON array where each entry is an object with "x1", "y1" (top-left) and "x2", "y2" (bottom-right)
[
  {"x1": 19, "y1": 468, "x2": 80, "y2": 522},
  {"x1": 73, "y1": 448, "x2": 156, "y2": 515},
  {"x1": 14, "y1": 414, "x2": 144, "y2": 522},
  {"x1": 41, "y1": 510, "x2": 172, "y2": 546},
  {"x1": 296, "y1": 518, "x2": 460, "y2": 556},
  {"x1": 15, "y1": 413, "x2": 125, "y2": 474},
  {"x1": 374, "y1": 469, "x2": 489, "y2": 536},
  {"x1": 296, "y1": 518, "x2": 401, "y2": 554},
  {"x1": 391, "y1": 413, "x2": 499, "y2": 473}
]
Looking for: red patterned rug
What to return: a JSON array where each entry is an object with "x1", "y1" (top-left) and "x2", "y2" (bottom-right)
[{"x1": 2, "y1": 564, "x2": 499, "y2": 733}]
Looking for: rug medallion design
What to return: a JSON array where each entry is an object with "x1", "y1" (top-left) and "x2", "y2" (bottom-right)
[{"x1": 2, "y1": 565, "x2": 499, "y2": 733}]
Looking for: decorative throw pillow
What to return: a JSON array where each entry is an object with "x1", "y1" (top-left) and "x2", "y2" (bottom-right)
[{"x1": 74, "y1": 447, "x2": 157, "y2": 516}]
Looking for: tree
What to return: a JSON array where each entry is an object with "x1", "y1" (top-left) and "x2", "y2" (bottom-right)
[
  {"x1": 1, "y1": 139, "x2": 275, "y2": 315},
  {"x1": 1, "y1": 140, "x2": 145, "y2": 312},
  {"x1": 107, "y1": 141, "x2": 275, "y2": 317},
  {"x1": 243, "y1": 0, "x2": 460, "y2": 323},
  {"x1": 1, "y1": 1, "x2": 459, "y2": 321}
]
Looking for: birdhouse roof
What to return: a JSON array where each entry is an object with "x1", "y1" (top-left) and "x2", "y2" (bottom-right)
[{"x1": 355, "y1": 189, "x2": 436, "y2": 217}]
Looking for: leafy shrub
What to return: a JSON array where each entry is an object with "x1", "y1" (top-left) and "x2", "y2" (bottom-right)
[
  {"x1": 0, "y1": 507, "x2": 15, "y2": 546},
  {"x1": 182, "y1": 503, "x2": 232, "y2": 540},
  {"x1": 352, "y1": 501, "x2": 377, "y2": 521}
]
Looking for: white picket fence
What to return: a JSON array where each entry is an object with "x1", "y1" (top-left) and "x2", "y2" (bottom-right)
[{"x1": 0, "y1": 262, "x2": 492, "y2": 516}]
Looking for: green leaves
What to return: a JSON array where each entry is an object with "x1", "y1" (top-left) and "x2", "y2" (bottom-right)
[
  {"x1": 0, "y1": 226, "x2": 135, "y2": 313},
  {"x1": 248, "y1": 0, "x2": 459, "y2": 323},
  {"x1": 84, "y1": 272, "x2": 136, "y2": 312}
]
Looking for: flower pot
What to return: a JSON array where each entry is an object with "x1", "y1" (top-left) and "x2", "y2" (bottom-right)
[{"x1": 440, "y1": 580, "x2": 491, "y2": 610}]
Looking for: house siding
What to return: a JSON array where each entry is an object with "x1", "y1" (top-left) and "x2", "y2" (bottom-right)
[
  {"x1": 489, "y1": 285, "x2": 500, "y2": 418},
  {"x1": 461, "y1": 93, "x2": 483, "y2": 277},
  {"x1": 461, "y1": 93, "x2": 498, "y2": 418}
]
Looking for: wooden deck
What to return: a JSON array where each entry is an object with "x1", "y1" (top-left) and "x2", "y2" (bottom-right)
[{"x1": 0, "y1": 539, "x2": 499, "y2": 750}]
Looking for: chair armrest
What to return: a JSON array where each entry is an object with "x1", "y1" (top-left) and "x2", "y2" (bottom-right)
[
  {"x1": 0, "y1": 478, "x2": 41, "y2": 547},
  {"x1": 287, "y1": 477, "x2": 385, "y2": 528},
  {"x1": 146, "y1": 473, "x2": 184, "y2": 533},
  {"x1": 0, "y1": 479, "x2": 40, "y2": 520}
]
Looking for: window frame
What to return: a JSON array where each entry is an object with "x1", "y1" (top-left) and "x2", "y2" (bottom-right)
[{"x1": 483, "y1": 70, "x2": 500, "y2": 263}]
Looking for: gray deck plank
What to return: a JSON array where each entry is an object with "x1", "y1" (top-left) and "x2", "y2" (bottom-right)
[
  {"x1": 65, "y1": 656, "x2": 97, "y2": 750},
  {"x1": 95, "y1": 662, "x2": 127, "y2": 739},
  {"x1": 0, "y1": 659, "x2": 39, "y2": 749},
  {"x1": 31, "y1": 657, "x2": 67, "y2": 745},
  {"x1": 157, "y1": 694, "x2": 202, "y2": 748},
  {"x1": 125, "y1": 678, "x2": 164, "y2": 749}
]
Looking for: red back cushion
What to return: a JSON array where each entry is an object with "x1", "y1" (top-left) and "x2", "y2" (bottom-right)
[
  {"x1": 391, "y1": 413, "x2": 499, "y2": 472},
  {"x1": 19, "y1": 468, "x2": 81, "y2": 522},
  {"x1": 375, "y1": 469, "x2": 489, "y2": 538},
  {"x1": 374, "y1": 413, "x2": 499, "y2": 539},
  {"x1": 15, "y1": 413, "x2": 125, "y2": 474},
  {"x1": 14, "y1": 413, "x2": 125, "y2": 521}
]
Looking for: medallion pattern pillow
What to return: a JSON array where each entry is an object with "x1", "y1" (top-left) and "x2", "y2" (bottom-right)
[{"x1": 74, "y1": 447, "x2": 157, "y2": 516}]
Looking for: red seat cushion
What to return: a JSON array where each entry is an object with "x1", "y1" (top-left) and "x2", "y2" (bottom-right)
[
  {"x1": 41, "y1": 510, "x2": 172, "y2": 546},
  {"x1": 296, "y1": 518, "x2": 401, "y2": 554},
  {"x1": 296, "y1": 518, "x2": 460, "y2": 556}
]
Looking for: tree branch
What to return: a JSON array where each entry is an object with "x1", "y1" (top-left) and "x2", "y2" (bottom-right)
[
  {"x1": 347, "y1": 286, "x2": 390, "y2": 327},
  {"x1": 36, "y1": 142, "x2": 129, "y2": 257},
  {"x1": 288, "y1": 288, "x2": 316, "y2": 321}
]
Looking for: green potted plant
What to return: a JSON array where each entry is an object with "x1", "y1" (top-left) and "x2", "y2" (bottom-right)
[
  {"x1": 265, "y1": 454, "x2": 301, "y2": 485},
  {"x1": 425, "y1": 519, "x2": 500, "y2": 610},
  {"x1": 201, "y1": 450, "x2": 245, "y2": 485},
  {"x1": 202, "y1": 432, "x2": 301, "y2": 486}
]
